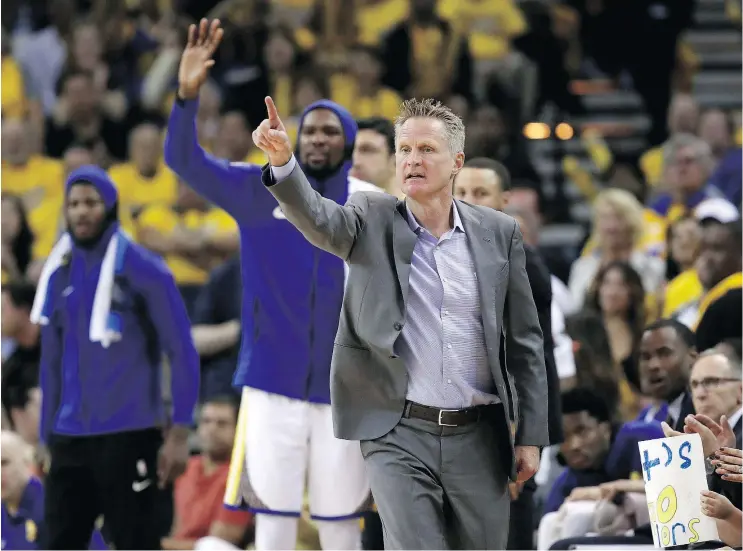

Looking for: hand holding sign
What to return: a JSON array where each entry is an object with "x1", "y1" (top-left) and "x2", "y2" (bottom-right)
[
  {"x1": 700, "y1": 490, "x2": 737, "y2": 520},
  {"x1": 638, "y1": 433, "x2": 719, "y2": 548},
  {"x1": 253, "y1": 97, "x2": 293, "y2": 167}
]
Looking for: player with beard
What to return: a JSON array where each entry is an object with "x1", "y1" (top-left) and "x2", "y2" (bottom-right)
[
  {"x1": 30, "y1": 166, "x2": 199, "y2": 550},
  {"x1": 164, "y1": 19, "x2": 379, "y2": 550}
]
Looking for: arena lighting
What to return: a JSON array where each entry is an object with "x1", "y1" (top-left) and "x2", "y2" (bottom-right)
[
  {"x1": 555, "y1": 122, "x2": 575, "y2": 140},
  {"x1": 523, "y1": 122, "x2": 551, "y2": 140}
]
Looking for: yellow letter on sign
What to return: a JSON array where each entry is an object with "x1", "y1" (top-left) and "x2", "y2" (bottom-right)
[{"x1": 656, "y1": 485, "x2": 678, "y2": 524}]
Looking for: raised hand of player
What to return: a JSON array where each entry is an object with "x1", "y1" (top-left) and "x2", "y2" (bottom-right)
[
  {"x1": 252, "y1": 96, "x2": 293, "y2": 167},
  {"x1": 178, "y1": 18, "x2": 223, "y2": 100}
]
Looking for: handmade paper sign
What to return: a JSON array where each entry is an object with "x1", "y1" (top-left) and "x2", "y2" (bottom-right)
[{"x1": 638, "y1": 433, "x2": 719, "y2": 548}]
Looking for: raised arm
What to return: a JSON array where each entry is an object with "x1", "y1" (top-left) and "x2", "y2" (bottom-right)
[
  {"x1": 163, "y1": 18, "x2": 261, "y2": 222},
  {"x1": 253, "y1": 97, "x2": 366, "y2": 259},
  {"x1": 138, "y1": 255, "x2": 200, "y2": 428}
]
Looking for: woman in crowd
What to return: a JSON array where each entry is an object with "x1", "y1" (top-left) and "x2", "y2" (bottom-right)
[
  {"x1": 569, "y1": 188, "x2": 665, "y2": 310},
  {"x1": 584, "y1": 261, "x2": 646, "y2": 420}
]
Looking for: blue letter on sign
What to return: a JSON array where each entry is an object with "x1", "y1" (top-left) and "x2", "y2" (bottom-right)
[
  {"x1": 643, "y1": 449, "x2": 661, "y2": 482},
  {"x1": 679, "y1": 441, "x2": 692, "y2": 469},
  {"x1": 662, "y1": 443, "x2": 673, "y2": 467}
]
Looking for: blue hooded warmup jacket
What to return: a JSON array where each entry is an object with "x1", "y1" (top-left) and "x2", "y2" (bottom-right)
[
  {"x1": 39, "y1": 167, "x2": 199, "y2": 442},
  {"x1": 164, "y1": 98, "x2": 379, "y2": 404}
]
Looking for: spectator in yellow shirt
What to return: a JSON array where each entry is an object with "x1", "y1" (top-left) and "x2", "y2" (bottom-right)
[
  {"x1": 109, "y1": 122, "x2": 179, "y2": 218},
  {"x1": 438, "y1": 0, "x2": 527, "y2": 61},
  {"x1": 662, "y1": 216, "x2": 703, "y2": 324},
  {"x1": 331, "y1": 45, "x2": 403, "y2": 122},
  {"x1": 137, "y1": 182, "x2": 239, "y2": 316},
  {"x1": 1, "y1": 120, "x2": 65, "y2": 264},
  {"x1": 1, "y1": 195, "x2": 35, "y2": 284}
]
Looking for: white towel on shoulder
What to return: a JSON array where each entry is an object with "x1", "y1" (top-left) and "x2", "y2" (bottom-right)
[{"x1": 30, "y1": 231, "x2": 126, "y2": 349}]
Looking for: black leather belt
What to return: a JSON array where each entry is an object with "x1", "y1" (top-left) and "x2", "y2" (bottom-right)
[{"x1": 404, "y1": 401, "x2": 483, "y2": 427}]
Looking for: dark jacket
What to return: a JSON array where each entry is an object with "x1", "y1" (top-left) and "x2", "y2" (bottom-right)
[{"x1": 524, "y1": 244, "x2": 563, "y2": 445}]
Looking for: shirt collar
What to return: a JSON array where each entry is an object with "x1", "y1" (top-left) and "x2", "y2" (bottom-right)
[
  {"x1": 727, "y1": 407, "x2": 743, "y2": 430},
  {"x1": 667, "y1": 392, "x2": 686, "y2": 426},
  {"x1": 404, "y1": 200, "x2": 465, "y2": 235}
]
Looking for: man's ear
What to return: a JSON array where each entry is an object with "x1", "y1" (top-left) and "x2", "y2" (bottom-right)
[
  {"x1": 452, "y1": 152, "x2": 465, "y2": 175},
  {"x1": 502, "y1": 190, "x2": 512, "y2": 207}
]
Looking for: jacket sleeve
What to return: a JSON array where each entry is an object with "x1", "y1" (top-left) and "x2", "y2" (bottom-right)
[
  {"x1": 263, "y1": 156, "x2": 368, "y2": 261},
  {"x1": 505, "y1": 221, "x2": 549, "y2": 447},
  {"x1": 137, "y1": 253, "x2": 200, "y2": 426},
  {"x1": 163, "y1": 97, "x2": 262, "y2": 222},
  {"x1": 39, "y1": 318, "x2": 63, "y2": 445}
]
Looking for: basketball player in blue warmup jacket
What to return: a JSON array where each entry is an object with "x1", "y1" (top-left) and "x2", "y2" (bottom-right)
[
  {"x1": 164, "y1": 19, "x2": 378, "y2": 550},
  {"x1": 32, "y1": 166, "x2": 199, "y2": 550}
]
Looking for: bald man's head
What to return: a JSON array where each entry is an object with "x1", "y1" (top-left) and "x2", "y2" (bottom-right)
[
  {"x1": 689, "y1": 351, "x2": 742, "y2": 422},
  {"x1": 1, "y1": 431, "x2": 32, "y2": 502}
]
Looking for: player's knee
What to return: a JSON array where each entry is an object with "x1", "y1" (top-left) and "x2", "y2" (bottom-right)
[{"x1": 316, "y1": 518, "x2": 362, "y2": 551}]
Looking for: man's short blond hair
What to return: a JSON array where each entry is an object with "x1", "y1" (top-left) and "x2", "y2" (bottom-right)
[{"x1": 394, "y1": 98, "x2": 465, "y2": 154}]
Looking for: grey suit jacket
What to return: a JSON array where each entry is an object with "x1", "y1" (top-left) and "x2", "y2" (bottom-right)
[{"x1": 262, "y1": 162, "x2": 549, "y2": 457}]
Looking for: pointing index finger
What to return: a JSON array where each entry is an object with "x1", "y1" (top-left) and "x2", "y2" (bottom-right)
[{"x1": 265, "y1": 96, "x2": 280, "y2": 125}]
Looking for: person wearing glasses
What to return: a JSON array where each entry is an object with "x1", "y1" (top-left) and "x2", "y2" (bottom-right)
[{"x1": 687, "y1": 349, "x2": 742, "y2": 448}]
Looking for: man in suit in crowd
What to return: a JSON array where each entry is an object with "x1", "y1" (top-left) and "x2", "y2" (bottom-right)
[
  {"x1": 251, "y1": 94, "x2": 548, "y2": 549},
  {"x1": 454, "y1": 157, "x2": 563, "y2": 549}
]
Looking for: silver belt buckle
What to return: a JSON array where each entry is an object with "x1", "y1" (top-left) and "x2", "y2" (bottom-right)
[{"x1": 438, "y1": 409, "x2": 458, "y2": 427}]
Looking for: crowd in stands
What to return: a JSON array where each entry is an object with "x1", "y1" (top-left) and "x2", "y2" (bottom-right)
[{"x1": 1, "y1": 0, "x2": 741, "y2": 549}]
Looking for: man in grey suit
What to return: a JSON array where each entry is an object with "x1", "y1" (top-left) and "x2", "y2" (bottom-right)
[{"x1": 253, "y1": 95, "x2": 549, "y2": 549}]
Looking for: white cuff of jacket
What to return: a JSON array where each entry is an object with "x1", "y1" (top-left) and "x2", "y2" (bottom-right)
[{"x1": 270, "y1": 155, "x2": 297, "y2": 182}]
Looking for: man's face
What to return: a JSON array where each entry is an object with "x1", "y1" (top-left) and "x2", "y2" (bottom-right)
[
  {"x1": 1, "y1": 121, "x2": 30, "y2": 166},
  {"x1": 66, "y1": 184, "x2": 107, "y2": 243},
  {"x1": 454, "y1": 167, "x2": 507, "y2": 211},
  {"x1": 64, "y1": 75, "x2": 97, "y2": 119},
  {"x1": 197, "y1": 403, "x2": 237, "y2": 459},
  {"x1": 351, "y1": 129, "x2": 394, "y2": 187},
  {"x1": 670, "y1": 145, "x2": 707, "y2": 196},
  {"x1": 10, "y1": 388, "x2": 41, "y2": 445},
  {"x1": 129, "y1": 125, "x2": 161, "y2": 173},
  {"x1": 696, "y1": 223, "x2": 740, "y2": 289},
  {"x1": 639, "y1": 327, "x2": 693, "y2": 401},
  {"x1": 689, "y1": 354, "x2": 742, "y2": 421},
  {"x1": 298, "y1": 109, "x2": 346, "y2": 172},
  {"x1": 396, "y1": 117, "x2": 463, "y2": 200},
  {"x1": 560, "y1": 411, "x2": 611, "y2": 471},
  {"x1": 1, "y1": 292, "x2": 24, "y2": 338}
]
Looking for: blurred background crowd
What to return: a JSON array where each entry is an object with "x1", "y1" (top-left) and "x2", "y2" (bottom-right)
[{"x1": 1, "y1": 0, "x2": 742, "y2": 549}]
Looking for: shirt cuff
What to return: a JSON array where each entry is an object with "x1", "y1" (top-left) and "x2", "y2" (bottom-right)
[{"x1": 270, "y1": 155, "x2": 297, "y2": 182}]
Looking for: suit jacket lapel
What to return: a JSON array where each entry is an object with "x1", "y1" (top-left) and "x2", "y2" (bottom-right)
[
  {"x1": 457, "y1": 201, "x2": 498, "y2": 310},
  {"x1": 393, "y1": 201, "x2": 418, "y2": 309}
]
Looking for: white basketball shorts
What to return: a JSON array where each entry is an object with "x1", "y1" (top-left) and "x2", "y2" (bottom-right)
[{"x1": 224, "y1": 387, "x2": 371, "y2": 520}]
